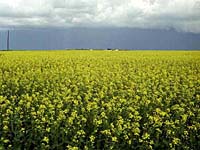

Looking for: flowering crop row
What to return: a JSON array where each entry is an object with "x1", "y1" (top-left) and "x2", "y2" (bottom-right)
[{"x1": 0, "y1": 51, "x2": 199, "y2": 149}]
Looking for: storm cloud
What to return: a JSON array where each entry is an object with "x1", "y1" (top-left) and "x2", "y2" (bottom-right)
[{"x1": 0, "y1": 0, "x2": 200, "y2": 33}]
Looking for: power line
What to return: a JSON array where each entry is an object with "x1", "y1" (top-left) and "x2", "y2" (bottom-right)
[{"x1": 7, "y1": 30, "x2": 10, "y2": 50}]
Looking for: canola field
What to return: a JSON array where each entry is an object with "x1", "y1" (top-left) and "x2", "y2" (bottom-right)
[{"x1": 0, "y1": 50, "x2": 200, "y2": 149}]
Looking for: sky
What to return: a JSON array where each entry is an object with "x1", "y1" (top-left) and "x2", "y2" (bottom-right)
[{"x1": 0, "y1": 0, "x2": 200, "y2": 50}]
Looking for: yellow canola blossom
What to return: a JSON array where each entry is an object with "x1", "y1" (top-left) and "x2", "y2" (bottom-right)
[{"x1": 0, "y1": 50, "x2": 199, "y2": 149}]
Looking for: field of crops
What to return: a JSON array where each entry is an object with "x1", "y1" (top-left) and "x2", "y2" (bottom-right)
[{"x1": 0, "y1": 50, "x2": 199, "y2": 149}]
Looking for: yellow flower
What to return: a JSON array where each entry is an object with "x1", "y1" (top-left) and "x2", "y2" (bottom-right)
[
  {"x1": 89, "y1": 135, "x2": 95, "y2": 142},
  {"x1": 42, "y1": 137, "x2": 49, "y2": 143},
  {"x1": 3, "y1": 125, "x2": 8, "y2": 130},
  {"x1": 112, "y1": 137, "x2": 118, "y2": 142}
]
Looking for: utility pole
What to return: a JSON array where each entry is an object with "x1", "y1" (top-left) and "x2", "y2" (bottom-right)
[{"x1": 7, "y1": 30, "x2": 10, "y2": 51}]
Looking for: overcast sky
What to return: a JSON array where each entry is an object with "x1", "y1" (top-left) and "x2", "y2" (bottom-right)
[{"x1": 0, "y1": 0, "x2": 200, "y2": 49}]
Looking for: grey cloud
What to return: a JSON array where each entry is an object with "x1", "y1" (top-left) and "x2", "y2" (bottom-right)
[{"x1": 0, "y1": 0, "x2": 200, "y2": 33}]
